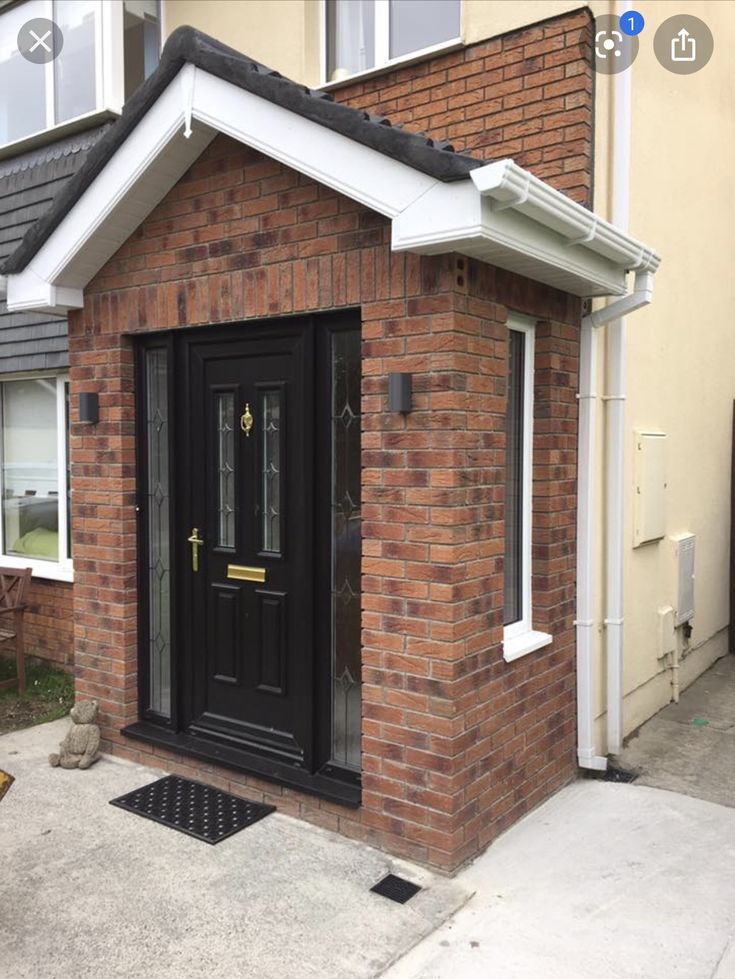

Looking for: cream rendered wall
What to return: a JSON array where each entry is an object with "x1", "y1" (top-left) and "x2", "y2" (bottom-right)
[
  {"x1": 160, "y1": 0, "x2": 735, "y2": 746},
  {"x1": 616, "y1": 0, "x2": 735, "y2": 737},
  {"x1": 162, "y1": 1, "x2": 322, "y2": 86}
]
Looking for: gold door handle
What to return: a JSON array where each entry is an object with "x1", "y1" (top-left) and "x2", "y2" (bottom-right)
[
  {"x1": 187, "y1": 527, "x2": 204, "y2": 572},
  {"x1": 240, "y1": 403, "x2": 253, "y2": 437}
]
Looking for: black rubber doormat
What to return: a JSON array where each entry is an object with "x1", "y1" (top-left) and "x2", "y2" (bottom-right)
[{"x1": 110, "y1": 774, "x2": 275, "y2": 844}]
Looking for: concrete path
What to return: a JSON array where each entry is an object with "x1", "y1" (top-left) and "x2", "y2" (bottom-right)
[
  {"x1": 0, "y1": 719, "x2": 467, "y2": 979},
  {"x1": 617, "y1": 654, "x2": 735, "y2": 808},
  {"x1": 383, "y1": 780, "x2": 735, "y2": 979}
]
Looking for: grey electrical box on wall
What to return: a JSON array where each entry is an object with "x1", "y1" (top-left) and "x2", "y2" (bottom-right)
[{"x1": 633, "y1": 432, "x2": 667, "y2": 547}]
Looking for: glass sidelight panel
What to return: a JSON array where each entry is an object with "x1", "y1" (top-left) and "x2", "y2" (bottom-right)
[
  {"x1": 330, "y1": 329, "x2": 361, "y2": 770},
  {"x1": 216, "y1": 393, "x2": 235, "y2": 548},
  {"x1": 504, "y1": 330, "x2": 525, "y2": 626},
  {"x1": 260, "y1": 390, "x2": 282, "y2": 554},
  {"x1": 145, "y1": 348, "x2": 171, "y2": 717}
]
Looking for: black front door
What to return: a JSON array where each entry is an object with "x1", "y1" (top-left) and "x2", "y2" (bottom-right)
[{"x1": 181, "y1": 327, "x2": 313, "y2": 768}]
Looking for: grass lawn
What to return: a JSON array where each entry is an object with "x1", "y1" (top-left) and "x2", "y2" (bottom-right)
[{"x1": 0, "y1": 657, "x2": 74, "y2": 735}]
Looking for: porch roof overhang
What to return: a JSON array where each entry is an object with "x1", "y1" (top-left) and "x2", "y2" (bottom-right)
[{"x1": 3, "y1": 27, "x2": 660, "y2": 317}]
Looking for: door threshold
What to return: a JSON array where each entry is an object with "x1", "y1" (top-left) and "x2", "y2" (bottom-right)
[{"x1": 121, "y1": 721, "x2": 361, "y2": 808}]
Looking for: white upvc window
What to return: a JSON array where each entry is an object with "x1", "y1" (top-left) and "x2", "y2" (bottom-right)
[
  {"x1": 0, "y1": 0, "x2": 160, "y2": 152},
  {"x1": 323, "y1": 0, "x2": 462, "y2": 84},
  {"x1": 503, "y1": 316, "x2": 551, "y2": 663},
  {"x1": 0, "y1": 373, "x2": 72, "y2": 582}
]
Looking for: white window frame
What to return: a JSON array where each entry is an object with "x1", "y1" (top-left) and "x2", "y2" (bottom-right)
[
  {"x1": 320, "y1": 0, "x2": 463, "y2": 87},
  {"x1": 503, "y1": 315, "x2": 551, "y2": 663},
  {"x1": 0, "y1": 0, "x2": 160, "y2": 155},
  {"x1": 0, "y1": 372, "x2": 72, "y2": 582}
]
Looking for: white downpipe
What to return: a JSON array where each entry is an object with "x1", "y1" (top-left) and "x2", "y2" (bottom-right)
[
  {"x1": 606, "y1": 13, "x2": 633, "y2": 756},
  {"x1": 576, "y1": 269, "x2": 654, "y2": 768},
  {"x1": 576, "y1": 317, "x2": 607, "y2": 769}
]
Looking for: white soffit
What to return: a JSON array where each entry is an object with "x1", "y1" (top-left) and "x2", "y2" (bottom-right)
[{"x1": 5, "y1": 64, "x2": 661, "y2": 314}]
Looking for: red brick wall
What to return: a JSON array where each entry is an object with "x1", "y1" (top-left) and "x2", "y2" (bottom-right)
[
  {"x1": 67, "y1": 131, "x2": 580, "y2": 870},
  {"x1": 331, "y1": 8, "x2": 594, "y2": 206},
  {"x1": 24, "y1": 579, "x2": 74, "y2": 669}
]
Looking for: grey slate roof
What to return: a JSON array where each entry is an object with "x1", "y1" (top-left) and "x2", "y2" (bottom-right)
[
  {"x1": 0, "y1": 126, "x2": 108, "y2": 373},
  {"x1": 3, "y1": 26, "x2": 483, "y2": 277}
]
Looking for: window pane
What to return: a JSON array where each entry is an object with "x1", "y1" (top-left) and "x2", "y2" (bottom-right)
[
  {"x1": 145, "y1": 349, "x2": 171, "y2": 717},
  {"x1": 0, "y1": 0, "x2": 47, "y2": 144},
  {"x1": 390, "y1": 0, "x2": 460, "y2": 58},
  {"x1": 260, "y1": 390, "x2": 282, "y2": 554},
  {"x1": 123, "y1": 0, "x2": 160, "y2": 102},
  {"x1": 216, "y1": 393, "x2": 235, "y2": 548},
  {"x1": 54, "y1": 0, "x2": 98, "y2": 124},
  {"x1": 2, "y1": 379, "x2": 59, "y2": 562},
  {"x1": 504, "y1": 331, "x2": 525, "y2": 626},
  {"x1": 65, "y1": 381, "x2": 71, "y2": 560},
  {"x1": 327, "y1": 0, "x2": 375, "y2": 80},
  {"x1": 330, "y1": 329, "x2": 361, "y2": 771}
]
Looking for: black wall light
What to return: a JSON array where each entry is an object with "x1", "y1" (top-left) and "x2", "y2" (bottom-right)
[
  {"x1": 78, "y1": 392, "x2": 99, "y2": 425},
  {"x1": 388, "y1": 373, "x2": 412, "y2": 413}
]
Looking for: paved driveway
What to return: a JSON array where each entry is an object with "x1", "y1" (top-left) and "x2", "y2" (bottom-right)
[{"x1": 0, "y1": 719, "x2": 467, "y2": 979}]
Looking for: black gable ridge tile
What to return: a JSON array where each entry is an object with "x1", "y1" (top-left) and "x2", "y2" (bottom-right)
[{"x1": 3, "y1": 26, "x2": 482, "y2": 275}]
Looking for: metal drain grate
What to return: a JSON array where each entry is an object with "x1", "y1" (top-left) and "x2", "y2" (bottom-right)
[
  {"x1": 602, "y1": 766, "x2": 637, "y2": 783},
  {"x1": 370, "y1": 873, "x2": 421, "y2": 904},
  {"x1": 110, "y1": 775, "x2": 275, "y2": 844}
]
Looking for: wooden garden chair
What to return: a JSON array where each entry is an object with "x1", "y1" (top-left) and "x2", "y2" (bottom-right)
[{"x1": 0, "y1": 568, "x2": 32, "y2": 694}]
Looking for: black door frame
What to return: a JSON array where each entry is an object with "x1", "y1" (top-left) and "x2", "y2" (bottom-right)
[{"x1": 129, "y1": 311, "x2": 361, "y2": 807}]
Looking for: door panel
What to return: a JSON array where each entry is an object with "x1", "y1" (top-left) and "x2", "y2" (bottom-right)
[{"x1": 182, "y1": 329, "x2": 312, "y2": 767}]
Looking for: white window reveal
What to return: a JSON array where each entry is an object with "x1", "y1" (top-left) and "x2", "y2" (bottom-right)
[
  {"x1": 0, "y1": 375, "x2": 72, "y2": 581},
  {"x1": 325, "y1": 0, "x2": 461, "y2": 82},
  {"x1": 503, "y1": 316, "x2": 551, "y2": 663},
  {"x1": 0, "y1": 0, "x2": 160, "y2": 151}
]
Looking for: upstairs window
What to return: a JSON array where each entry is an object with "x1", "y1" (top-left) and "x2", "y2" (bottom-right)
[
  {"x1": 326, "y1": 0, "x2": 461, "y2": 82},
  {"x1": 0, "y1": 0, "x2": 160, "y2": 151}
]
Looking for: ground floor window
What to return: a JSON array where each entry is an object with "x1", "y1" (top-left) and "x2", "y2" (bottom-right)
[
  {"x1": 503, "y1": 316, "x2": 552, "y2": 662},
  {"x1": 0, "y1": 374, "x2": 71, "y2": 579}
]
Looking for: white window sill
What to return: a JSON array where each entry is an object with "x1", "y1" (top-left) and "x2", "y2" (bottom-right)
[
  {"x1": 503, "y1": 630, "x2": 553, "y2": 663},
  {"x1": 0, "y1": 555, "x2": 73, "y2": 584},
  {"x1": 321, "y1": 38, "x2": 464, "y2": 90}
]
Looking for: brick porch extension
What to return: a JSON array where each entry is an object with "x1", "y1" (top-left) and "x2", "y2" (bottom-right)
[{"x1": 66, "y1": 9, "x2": 589, "y2": 873}]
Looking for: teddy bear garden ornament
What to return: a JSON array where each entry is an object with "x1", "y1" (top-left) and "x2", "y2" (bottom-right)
[{"x1": 49, "y1": 700, "x2": 101, "y2": 770}]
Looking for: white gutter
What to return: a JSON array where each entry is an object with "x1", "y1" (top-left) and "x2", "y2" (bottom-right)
[{"x1": 470, "y1": 159, "x2": 659, "y2": 274}]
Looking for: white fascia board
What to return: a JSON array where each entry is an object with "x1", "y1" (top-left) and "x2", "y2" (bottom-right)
[
  {"x1": 392, "y1": 181, "x2": 628, "y2": 297},
  {"x1": 471, "y1": 160, "x2": 661, "y2": 274},
  {"x1": 6, "y1": 268, "x2": 83, "y2": 315},
  {"x1": 191, "y1": 70, "x2": 437, "y2": 219}
]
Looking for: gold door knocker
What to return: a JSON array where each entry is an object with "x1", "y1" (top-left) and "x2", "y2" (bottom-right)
[
  {"x1": 187, "y1": 527, "x2": 204, "y2": 572},
  {"x1": 240, "y1": 403, "x2": 253, "y2": 437}
]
